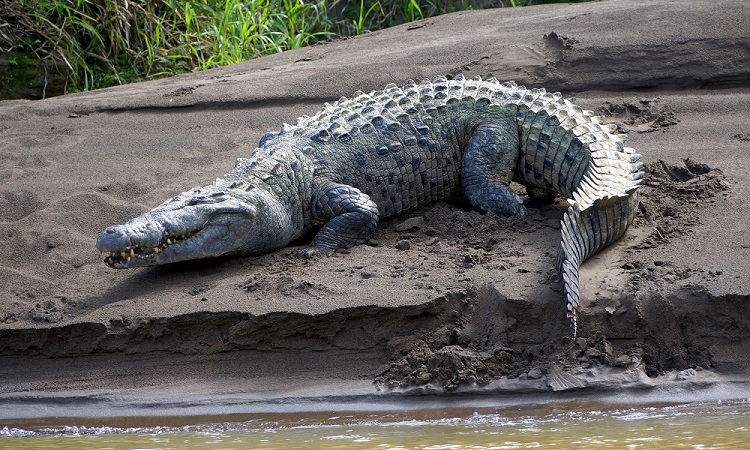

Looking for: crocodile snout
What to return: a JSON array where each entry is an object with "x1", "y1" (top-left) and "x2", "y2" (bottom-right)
[{"x1": 96, "y1": 225, "x2": 131, "y2": 251}]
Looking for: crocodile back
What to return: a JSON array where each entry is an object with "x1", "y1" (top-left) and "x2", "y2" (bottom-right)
[{"x1": 271, "y1": 75, "x2": 530, "y2": 218}]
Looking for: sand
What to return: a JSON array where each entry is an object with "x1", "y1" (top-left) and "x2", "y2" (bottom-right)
[{"x1": 1, "y1": 0, "x2": 749, "y2": 419}]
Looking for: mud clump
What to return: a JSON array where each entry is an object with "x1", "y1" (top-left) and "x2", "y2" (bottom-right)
[
  {"x1": 634, "y1": 159, "x2": 730, "y2": 247},
  {"x1": 599, "y1": 98, "x2": 679, "y2": 133},
  {"x1": 374, "y1": 285, "x2": 561, "y2": 391},
  {"x1": 378, "y1": 337, "x2": 502, "y2": 391}
]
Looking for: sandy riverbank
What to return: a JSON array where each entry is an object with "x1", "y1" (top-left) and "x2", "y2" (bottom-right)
[{"x1": 1, "y1": 0, "x2": 749, "y2": 418}]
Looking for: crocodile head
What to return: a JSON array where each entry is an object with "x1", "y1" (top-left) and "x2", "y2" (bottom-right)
[{"x1": 96, "y1": 183, "x2": 294, "y2": 268}]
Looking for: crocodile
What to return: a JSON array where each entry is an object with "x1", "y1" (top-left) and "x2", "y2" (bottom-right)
[{"x1": 96, "y1": 74, "x2": 644, "y2": 335}]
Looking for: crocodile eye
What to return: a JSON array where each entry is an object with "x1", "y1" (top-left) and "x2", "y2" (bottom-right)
[
  {"x1": 187, "y1": 192, "x2": 227, "y2": 206},
  {"x1": 187, "y1": 196, "x2": 215, "y2": 206}
]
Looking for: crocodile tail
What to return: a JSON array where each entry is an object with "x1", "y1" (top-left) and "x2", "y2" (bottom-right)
[{"x1": 557, "y1": 147, "x2": 643, "y2": 337}]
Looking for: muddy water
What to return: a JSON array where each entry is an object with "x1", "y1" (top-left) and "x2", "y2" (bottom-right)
[{"x1": 2, "y1": 400, "x2": 748, "y2": 449}]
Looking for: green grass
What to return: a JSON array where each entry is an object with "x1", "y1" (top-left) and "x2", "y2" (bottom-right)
[{"x1": 0, "y1": 0, "x2": 557, "y2": 96}]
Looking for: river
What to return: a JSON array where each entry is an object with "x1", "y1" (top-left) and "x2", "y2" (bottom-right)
[{"x1": 2, "y1": 399, "x2": 748, "y2": 449}]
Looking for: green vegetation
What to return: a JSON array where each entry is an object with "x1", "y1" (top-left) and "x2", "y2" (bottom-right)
[
  {"x1": 1, "y1": 0, "x2": 334, "y2": 93},
  {"x1": 0, "y1": 0, "x2": 564, "y2": 97}
]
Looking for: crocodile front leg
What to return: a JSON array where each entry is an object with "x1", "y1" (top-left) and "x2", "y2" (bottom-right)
[
  {"x1": 301, "y1": 179, "x2": 380, "y2": 257},
  {"x1": 462, "y1": 122, "x2": 528, "y2": 217}
]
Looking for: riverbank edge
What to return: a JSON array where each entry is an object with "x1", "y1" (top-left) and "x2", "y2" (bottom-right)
[{"x1": 1, "y1": 351, "x2": 748, "y2": 420}]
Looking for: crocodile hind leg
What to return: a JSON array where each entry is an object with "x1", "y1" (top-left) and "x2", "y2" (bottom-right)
[
  {"x1": 301, "y1": 179, "x2": 380, "y2": 257},
  {"x1": 462, "y1": 122, "x2": 528, "y2": 217}
]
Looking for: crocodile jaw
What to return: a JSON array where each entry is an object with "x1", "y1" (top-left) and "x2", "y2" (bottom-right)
[
  {"x1": 97, "y1": 218, "x2": 246, "y2": 268},
  {"x1": 96, "y1": 191, "x2": 258, "y2": 268}
]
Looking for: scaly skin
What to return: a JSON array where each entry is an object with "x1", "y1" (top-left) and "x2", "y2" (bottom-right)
[{"x1": 96, "y1": 75, "x2": 644, "y2": 335}]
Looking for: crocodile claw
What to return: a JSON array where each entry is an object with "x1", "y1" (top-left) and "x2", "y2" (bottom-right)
[{"x1": 296, "y1": 245, "x2": 336, "y2": 259}]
